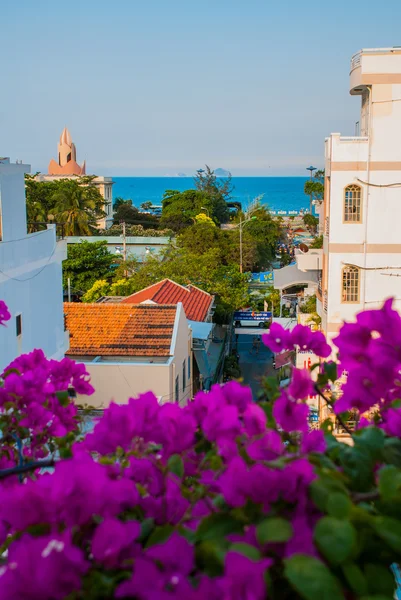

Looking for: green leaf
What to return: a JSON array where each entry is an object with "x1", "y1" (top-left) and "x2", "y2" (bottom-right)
[
  {"x1": 195, "y1": 540, "x2": 226, "y2": 577},
  {"x1": 327, "y1": 493, "x2": 352, "y2": 519},
  {"x1": 138, "y1": 518, "x2": 154, "y2": 543},
  {"x1": 55, "y1": 390, "x2": 70, "y2": 406},
  {"x1": 341, "y1": 562, "x2": 368, "y2": 596},
  {"x1": 354, "y1": 427, "x2": 385, "y2": 459},
  {"x1": 196, "y1": 513, "x2": 243, "y2": 542},
  {"x1": 373, "y1": 516, "x2": 401, "y2": 554},
  {"x1": 230, "y1": 543, "x2": 261, "y2": 560},
  {"x1": 145, "y1": 524, "x2": 174, "y2": 547},
  {"x1": 284, "y1": 554, "x2": 345, "y2": 600},
  {"x1": 310, "y1": 476, "x2": 348, "y2": 512},
  {"x1": 256, "y1": 517, "x2": 293, "y2": 544},
  {"x1": 364, "y1": 563, "x2": 396, "y2": 596},
  {"x1": 167, "y1": 454, "x2": 184, "y2": 479},
  {"x1": 378, "y1": 465, "x2": 401, "y2": 501},
  {"x1": 314, "y1": 516, "x2": 356, "y2": 565},
  {"x1": 382, "y1": 438, "x2": 401, "y2": 468}
]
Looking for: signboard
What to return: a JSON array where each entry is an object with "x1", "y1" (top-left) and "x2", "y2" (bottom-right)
[
  {"x1": 250, "y1": 272, "x2": 274, "y2": 283},
  {"x1": 233, "y1": 311, "x2": 272, "y2": 321}
]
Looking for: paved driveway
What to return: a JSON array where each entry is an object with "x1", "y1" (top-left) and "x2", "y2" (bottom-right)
[{"x1": 235, "y1": 333, "x2": 275, "y2": 400}]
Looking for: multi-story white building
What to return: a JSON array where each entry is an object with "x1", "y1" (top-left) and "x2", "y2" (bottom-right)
[
  {"x1": 318, "y1": 47, "x2": 401, "y2": 341},
  {"x1": 0, "y1": 158, "x2": 68, "y2": 371}
]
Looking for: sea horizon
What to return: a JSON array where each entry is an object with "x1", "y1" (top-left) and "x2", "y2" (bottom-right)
[{"x1": 112, "y1": 176, "x2": 311, "y2": 215}]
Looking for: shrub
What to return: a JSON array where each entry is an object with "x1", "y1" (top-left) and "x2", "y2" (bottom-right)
[{"x1": 1, "y1": 300, "x2": 401, "y2": 599}]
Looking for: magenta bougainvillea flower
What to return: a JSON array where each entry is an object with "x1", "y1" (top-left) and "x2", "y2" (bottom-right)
[
  {"x1": 0, "y1": 300, "x2": 11, "y2": 326},
  {"x1": 0, "y1": 298, "x2": 401, "y2": 599}
]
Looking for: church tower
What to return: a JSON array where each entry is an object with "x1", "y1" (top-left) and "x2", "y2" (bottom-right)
[{"x1": 48, "y1": 128, "x2": 86, "y2": 176}]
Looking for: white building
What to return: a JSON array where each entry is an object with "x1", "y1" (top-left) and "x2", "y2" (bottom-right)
[
  {"x1": 0, "y1": 158, "x2": 68, "y2": 370},
  {"x1": 64, "y1": 302, "x2": 192, "y2": 408},
  {"x1": 316, "y1": 48, "x2": 401, "y2": 341}
]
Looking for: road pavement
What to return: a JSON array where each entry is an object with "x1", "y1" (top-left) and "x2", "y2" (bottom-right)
[{"x1": 235, "y1": 333, "x2": 275, "y2": 400}]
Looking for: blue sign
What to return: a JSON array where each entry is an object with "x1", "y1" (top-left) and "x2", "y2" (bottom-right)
[
  {"x1": 250, "y1": 271, "x2": 274, "y2": 283},
  {"x1": 234, "y1": 311, "x2": 272, "y2": 321}
]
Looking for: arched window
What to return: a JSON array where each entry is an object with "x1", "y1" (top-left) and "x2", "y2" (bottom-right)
[
  {"x1": 344, "y1": 184, "x2": 362, "y2": 222},
  {"x1": 342, "y1": 266, "x2": 360, "y2": 303}
]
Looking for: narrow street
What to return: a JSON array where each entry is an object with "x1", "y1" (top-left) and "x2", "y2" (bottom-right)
[{"x1": 234, "y1": 332, "x2": 275, "y2": 400}]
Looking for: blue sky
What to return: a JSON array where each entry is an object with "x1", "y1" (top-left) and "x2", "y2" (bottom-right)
[{"x1": 2, "y1": 0, "x2": 401, "y2": 176}]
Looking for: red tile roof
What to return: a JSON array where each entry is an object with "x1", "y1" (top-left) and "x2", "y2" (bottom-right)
[
  {"x1": 64, "y1": 303, "x2": 177, "y2": 357},
  {"x1": 121, "y1": 279, "x2": 213, "y2": 322}
]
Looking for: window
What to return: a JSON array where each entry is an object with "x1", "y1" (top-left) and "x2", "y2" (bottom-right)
[
  {"x1": 344, "y1": 184, "x2": 362, "y2": 222},
  {"x1": 188, "y1": 356, "x2": 191, "y2": 380},
  {"x1": 175, "y1": 375, "x2": 179, "y2": 403},
  {"x1": 342, "y1": 266, "x2": 360, "y2": 302},
  {"x1": 16, "y1": 314, "x2": 22, "y2": 337},
  {"x1": 182, "y1": 360, "x2": 186, "y2": 391}
]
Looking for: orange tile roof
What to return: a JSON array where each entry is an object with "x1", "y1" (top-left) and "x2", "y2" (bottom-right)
[
  {"x1": 64, "y1": 303, "x2": 177, "y2": 357},
  {"x1": 121, "y1": 279, "x2": 213, "y2": 322}
]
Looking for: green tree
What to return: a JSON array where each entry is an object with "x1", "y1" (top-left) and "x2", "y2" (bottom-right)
[
  {"x1": 304, "y1": 169, "x2": 324, "y2": 213},
  {"x1": 160, "y1": 189, "x2": 216, "y2": 231},
  {"x1": 194, "y1": 164, "x2": 232, "y2": 201},
  {"x1": 140, "y1": 201, "x2": 153, "y2": 211},
  {"x1": 63, "y1": 241, "x2": 115, "y2": 294},
  {"x1": 310, "y1": 235, "x2": 323, "y2": 249},
  {"x1": 25, "y1": 174, "x2": 58, "y2": 218},
  {"x1": 81, "y1": 280, "x2": 111, "y2": 303},
  {"x1": 52, "y1": 179, "x2": 105, "y2": 236},
  {"x1": 303, "y1": 214, "x2": 319, "y2": 232},
  {"x1": 113, "y1": 200, "x2": 159, "y2": 228}
]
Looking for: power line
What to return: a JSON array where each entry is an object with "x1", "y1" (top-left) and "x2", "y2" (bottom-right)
[{"x1": 0, "y1": 244, "x2": 57, "y2": 282}]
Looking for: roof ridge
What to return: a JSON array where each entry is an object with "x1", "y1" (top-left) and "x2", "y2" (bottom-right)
[
  {"x1": 186, "y1": 283, "x2": 212, "y2": 297},
  {"x1": 123, "y1": 279, "x2": 168, "y2": 301},
  {"x1": 164, "y1": 279, "x2": 191, "y2": 294}
]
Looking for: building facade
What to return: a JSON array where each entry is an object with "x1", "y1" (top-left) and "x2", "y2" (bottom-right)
[
  {"x1": 319, "y1": 47, "x2": 401, "y2": 341},
  {"x1": 64, "y1": 302, "x2": 192, "y2": 408},
  {"x1": 36, "y1": 128, "x2": 113, "y2": 229},
  {"x1": 0, "y1": 158, "x2": 68, "y2": 371}
]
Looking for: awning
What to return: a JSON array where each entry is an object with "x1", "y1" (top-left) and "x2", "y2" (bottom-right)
[
  {"x1": 273, "y1": 264, "x2": 318, "y2": 291},
  {"x1": 189, "y1": 321, "x2": 213, "y2": 341}
]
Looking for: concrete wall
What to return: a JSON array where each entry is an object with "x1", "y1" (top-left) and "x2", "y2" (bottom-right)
[
  {"x1": 65, "y1": 236, "x2": 172, "y2": 261},
  {"x1": 0, "y1": 160, "x2": 68, "y2": 370}
]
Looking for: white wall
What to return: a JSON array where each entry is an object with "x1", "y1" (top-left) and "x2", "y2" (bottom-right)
[
  {"x1": 0, "y1": 160, "x2": 67, "y2": 371},
  {"x1": 77, "y1": 362, "x2": 172, "y2": 408}
]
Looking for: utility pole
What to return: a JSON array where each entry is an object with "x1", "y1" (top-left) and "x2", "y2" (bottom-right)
[
  {"x1": 67, "y1": 277, "x2": 71, "y2": 303},
  {"x1": 239, "y1": 216, "x2": 243, "y2": 274},
  {"x1": 121, "y1": 221, "x2": 127, "y2": 262},
  {"x1": 306, "y1": 166, "x2": 317, "y2": 215},
  {"x1": 120, "y1": 221, "x2": 127, "y2": 277}
]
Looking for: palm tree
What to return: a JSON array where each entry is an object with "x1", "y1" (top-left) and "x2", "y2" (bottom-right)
[
  {"x1": 26, "y1": 199, "x2": 47, "y2": 233},
  {"x1": 52, "y1": 181, "x2": 104, "y2": 236}
]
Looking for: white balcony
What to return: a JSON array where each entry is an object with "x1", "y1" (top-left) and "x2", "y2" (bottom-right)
[{"x1": 295, "y1": 249, "x2": 323, "y2": 272}]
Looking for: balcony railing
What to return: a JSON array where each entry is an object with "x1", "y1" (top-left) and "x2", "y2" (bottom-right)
[
  {"x1": 350, "y1": 52, "x2": 361, "y2": 72},
  {"x1": 324, "y1": 216, "x2": 329, "y2": 236},
  {"x1": 28, "y1": 222, "x2": 66, "y2": 240},
  {"x1": 323, "y1": 292, "x2": 328, "y2": 313}
]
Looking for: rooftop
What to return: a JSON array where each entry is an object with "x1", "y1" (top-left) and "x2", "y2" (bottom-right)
[
  {"x1": 121, "y1": 279, "x2": 214, "y2": 322},
  {"x1": 64, "y1": 303, "x2": 177, "y2": 357}
]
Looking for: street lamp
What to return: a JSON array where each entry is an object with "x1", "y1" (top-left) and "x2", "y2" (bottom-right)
[
  {"x1": 306, "y1": 166, "x2": 317, "y2": 215},
  {"x1": 237, "y1": 215, "x2": 257, "y2": 274},
  {"x1": 200, "y1": 206, "x2": 209, "y2": 217}
]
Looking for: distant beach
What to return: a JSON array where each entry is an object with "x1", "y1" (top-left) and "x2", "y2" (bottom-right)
[{"x1": 112, "y1": 177, "x2": 310, "y2": 216}]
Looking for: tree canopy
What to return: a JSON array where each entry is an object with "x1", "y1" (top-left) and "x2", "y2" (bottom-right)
[
  {"x1": 25, "y1": 175, "x2": 106, "y2": 235},
  {"x1": 112, "y1": 199, "x2": 159, "y2": 228},
  {"x1": 63, "y1": 240, "x2": 116, "y2": 294}
]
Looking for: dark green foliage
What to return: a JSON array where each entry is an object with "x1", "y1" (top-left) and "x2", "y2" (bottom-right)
[{"x1": 63, "y1": 240, "x2": 115, "y2": 294}]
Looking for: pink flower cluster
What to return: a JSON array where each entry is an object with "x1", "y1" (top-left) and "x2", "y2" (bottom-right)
[
  {"x1": 0, "y1": 348, "x2": 94, "y2": 460},
  {"x1": 0, "y1": 299, "x2": 401, "y2": 599}
]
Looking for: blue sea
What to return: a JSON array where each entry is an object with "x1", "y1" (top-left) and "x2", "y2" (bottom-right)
[{"x1": 112, "y1": 177, "x2": 310, "y2": 215}]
